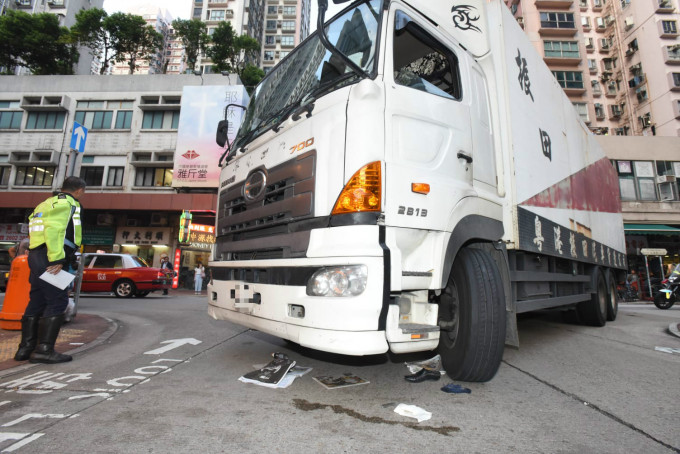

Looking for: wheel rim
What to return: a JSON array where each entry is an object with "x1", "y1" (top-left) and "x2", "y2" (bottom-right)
[
  {"x1": 439, "y1": 281, "x2": 460, "y2": 348},
  {"x1": 118, "y1": 282, "x2": 132, "y2": 296}
]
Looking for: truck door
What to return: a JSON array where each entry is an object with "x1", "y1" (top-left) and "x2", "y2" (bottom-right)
[{"x1": 383, "y1": 4, "x2": 474, "y2": 232}]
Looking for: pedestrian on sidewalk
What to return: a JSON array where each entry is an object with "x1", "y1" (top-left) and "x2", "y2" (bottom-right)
[
  {"x1": 160, "y1": 254, "x2": 174, "y2": 295},
  {"x1": 14, "y1": 176, "x2": 86, "y2": 364},
  {"x1": 194, "y1": 263, "x2": 205, "y2": 294}
]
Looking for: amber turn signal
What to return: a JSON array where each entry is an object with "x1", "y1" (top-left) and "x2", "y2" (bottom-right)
[
  {"x1": 332, "y1": 161, "x2": 382, "y2": 215},
  {"x1": 411, "y1": 183, "x2": 430, "y2": 195}
]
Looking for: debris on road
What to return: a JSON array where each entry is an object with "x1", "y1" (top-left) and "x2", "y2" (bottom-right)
[
  {"x1": 405, "y1": 368, "x2": 441, "y2": 383},
  {"x1": 239, "y1": 352, "x2": 312, "y2": 388},
  {"x1": 393, "y1": 403, "x2": 432, "y2": 422},
  {"x1": 403, "y1": 354, "x2": 446, "y2": 382},
  {"x1": 441, "y1": 383, "x2": 471, "y2": 394},
  {"x1": 312, "y1": 373, "x2": 369, "y2": 389}
]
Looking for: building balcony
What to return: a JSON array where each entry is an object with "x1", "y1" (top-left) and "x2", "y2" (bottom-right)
[
  {"x1": 535, "y1": 0, "x2": 573, "y2": 8},
  {"x1": 539, "y1": 23, "x2": 577, "y2": 37},
  {"x1": 664, "y1": 45, "x2": 680, "y2": 65},
  {"x1": 207, "y1": 0, "x2": 230, "y2": 7},
  {"x1": 544, "y1": 55, "x2": 582, "y2": 66},
  {"x1": 282, "y1": 28, "x2": 296, "y2": 33},
  {"x1": 14, "y1": 0, "x2": 32, "y2": 8},
  {"x1": 592, "y1": 0, "x2": 604, "y2": 11},
  {"x1": 657, "y1": 0, "x2": 675, "y2": 13},
  {"x1": 47, "y1": 0, "x2": 65, "y2": 8}
]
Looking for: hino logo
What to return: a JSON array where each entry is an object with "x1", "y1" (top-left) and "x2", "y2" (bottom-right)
[{"x1": 244, "y1": 170, "x2": 267, "y2": 201}]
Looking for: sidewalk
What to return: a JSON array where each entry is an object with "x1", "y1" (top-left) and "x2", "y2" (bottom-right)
[{"x1": 0, "y1": 313, "x2": 115, "y2": 374}]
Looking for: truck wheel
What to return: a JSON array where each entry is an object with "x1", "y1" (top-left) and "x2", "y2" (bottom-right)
[
  {"x1": 606, "y1": 271, "x2": 618, "y2": 322},
  {"x1": 437, "y1": 247, "x2": 506, "y2": 382},
  {"x1": 578, "y1": 269, "x2": 606, "y2": 326},
  {"x1": 114, "y1": 279, "x2": 136, "y2": 298}
]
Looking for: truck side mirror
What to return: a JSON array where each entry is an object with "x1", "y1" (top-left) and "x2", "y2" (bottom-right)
[{"x1": 216, "y1": 119, "x2": 229, "y2": 148}]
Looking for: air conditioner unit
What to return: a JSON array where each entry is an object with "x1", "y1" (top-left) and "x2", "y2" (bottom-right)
[
  {"x1": 624, "y1": 17, "x2": 634, "y2": 29},
  {"x1": 610, "y1": 105, "x2": 622, "y2": 117},
  {"x1": 657, "y1": 175, "x2": 677, "y2": 184},
  {"x1": 659, "y1": 0, "x2": 671, "y2": 7},
  {"x1": 639, "y1": 115, "x2": 652, "y2": 127},
  {"x1": 150, "y1": 213, "x2": 168, "y2": 226},
  {"x1": 625, "y1": 48, "x2": 635, "y2": 57}
]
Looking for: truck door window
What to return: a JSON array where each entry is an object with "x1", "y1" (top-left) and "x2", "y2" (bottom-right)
[{"x1": 393, "y1": 11, "x2": 461, "y2": 100}]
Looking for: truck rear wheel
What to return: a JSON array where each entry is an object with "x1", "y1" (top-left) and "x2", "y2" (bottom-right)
[
  {"x1": 578, "y1": 269, "x2": 607, "y2": 326},
  {"x1": 437, "y1": 247, "x2": 506, "y2": 382},
  {"x1": 606, "y1": 271, "x2": 618, "y2": 321}
]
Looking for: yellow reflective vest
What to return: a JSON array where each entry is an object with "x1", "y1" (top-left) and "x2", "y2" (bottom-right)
[{"x1": 28, "y1": 193, "x2": 82, "y2": 264}]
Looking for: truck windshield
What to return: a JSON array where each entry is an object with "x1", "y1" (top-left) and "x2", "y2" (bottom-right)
[{"x1": 232, "y1": 0, "x2": 382, "y2": 151}]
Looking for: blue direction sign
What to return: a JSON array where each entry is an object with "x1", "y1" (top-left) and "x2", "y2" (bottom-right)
[{"x1": 70, "y1": 121, "x2": 88, "y2": 153}]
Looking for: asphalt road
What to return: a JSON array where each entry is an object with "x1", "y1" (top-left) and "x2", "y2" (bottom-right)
[{"x1": 0, "y1": 295, "x2": 678, "y2": 453}]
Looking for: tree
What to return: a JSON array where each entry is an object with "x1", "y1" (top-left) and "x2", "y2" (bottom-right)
[
  {"x1": 206, "y1": 22, "x2": 260, "y2": 75},
  {"x1": 240, "y1": 64, "x2": 265, "y2": 93},
  {"x1": 111, "y1": 14, "x2": 163, "y2": 74},
  {"x1": 72, "y1": 8, "x2": 117, "y2": 75},
  {"x1": 172, "y1": 19, "x2": 209, "y2": 72},
  {"x1": 0, "y1": 11, "x2": 78, "y2": 75}
]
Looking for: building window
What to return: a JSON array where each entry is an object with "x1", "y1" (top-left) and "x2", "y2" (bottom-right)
[
  {"x1": 280, "y1": 36, "x2": 294, "y2": 46},
  {"x1": 107, "y1": 167, "x2": 124, "y2": 186},
  {"x1": 74, "y1": 111, "x2": 113, "y2": 130},
  {"x1": 142, "y1": 111, "x2": 179, "y2": 129},
  {"x1": 279, "y1": 51, "x2": 290, "y2": 59},
  {"x1": 588, "y1": 59, "x2": 597, "y2": 72},
  {"x1": 617, "y1": 161, "x2": 657, "y2": 201},
  {"x1": 267, "y1": 5, "x2": 277, "y2": 14},
  {"x1": 552, "y1": 71, "x2": 584, "y2": 89},
  {"x1": 135, "y1": 167, "x2": 173, "y2": 187},
  {"x1": 210, "y1": 10, "x2": 225, "y2": 21},
  {"x1": 0, "y1": 167, "x2": 9, "y2": 186},
  {"x1": 115, "y1": 111, "x2": 133, "y2": 129},
  {"x1": 581, "y1": 16, "x2": 591, "y2": 28},
  {"x1": 266, "y1": 20, "x2": 277, "y2": 30},
  {"x1": 540, "y1": 12, "x2": 575, "y2": 29},
  {"x1": 265, "y1": 35, "x2": 275, "y2": 45},
  {"x1": 25, "y1": 112, "x2": 65, "y2": 130},
  {"x1": 0, "y1": 111, "x2": 22, "y2": 129},
  {"x1": 544, "y1": 41, "x2": 579, "y2": 58},
  {"x1": 80, "y1": 166, "x2": 104, "y2": 186},
  {"x1": 14, "y1": 166, "x2": 55, "y2": 186},
  {"x1": 283, "y1": 6, "x2": 296, "y2": 15},
  {"x1": 662, "y1": 20, "x2": 677, "y2": 35},
  {"x1": 573, "y1": 103, "x2": 589, "y2": 123},
  {"x1": 282, "y1": 21, "x2": 295, "y2": 31},
  {"x1": 264, "y1": 51, "x2": 275, "y2": 61}
]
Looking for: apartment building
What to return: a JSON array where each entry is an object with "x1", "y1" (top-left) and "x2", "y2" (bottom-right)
[
  {"x1": 108, "y1": 7, "x2": 186, "y2": 75},
  {"x1": 0, "y1": 0, "x2": 104, "y2": 75},
  {"x1": 0, "y1": 75, "x2": 241, "y2": 277},
  {"x1": 261, "y1": 0, "x2": 311, "y2": 71},
  {"x1": 506, "y1": 0, "x2": 680, "y2": 136}
]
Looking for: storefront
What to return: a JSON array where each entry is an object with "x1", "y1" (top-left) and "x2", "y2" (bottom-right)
[
  {"x1": 176, "y1": 223, "x2": 215, "y2": 290},
  {"x1": 624, "y1": 223, "x2": 680, "y2": 298},
  {"x1": 82, "y1": 226, "x2": 115, "y2": 253},
  {"x1": 0, "y1": 223, "x2": 28, "y2": 250},
  {"x1": 114, "y1": 227, "x2": 174, "y2": 268}
]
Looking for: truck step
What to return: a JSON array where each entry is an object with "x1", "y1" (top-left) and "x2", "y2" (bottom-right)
[{"x1": 399, "y1": 323, "x2": 440, "y2": 334}]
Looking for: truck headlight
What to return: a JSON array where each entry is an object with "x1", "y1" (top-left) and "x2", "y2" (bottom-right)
[{"x1": 306, "y1": 265, "x2": 367, "y2": 297}]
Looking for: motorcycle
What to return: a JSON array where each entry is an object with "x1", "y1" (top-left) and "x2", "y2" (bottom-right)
[{"x1": 653, "y1": 264, "x2": 680, "y2": 310}]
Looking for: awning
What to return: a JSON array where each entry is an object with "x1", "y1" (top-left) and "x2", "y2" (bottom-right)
[{"x1": 624, "y1": 224, "x2": 680, "y2": 235}]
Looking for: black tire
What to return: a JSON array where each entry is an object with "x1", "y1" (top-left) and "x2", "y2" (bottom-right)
[
  {"x1": 606, "y1": 271, "x2": 618, "y2": 322},
  {"x1": 654, "y1": 292, "x2": 676, "y2": 310},
  {"x1": 578, "y1": 269, "x2": 607, "y2": 327},
  {"x1": 437, "y1": 247, "x2": 506, "y2": 382},
  {"x1": 113, "y1": 279, "x2": 136, "y2": 298},
  {"x1": 135, "y1": 291, "x2": 150, "y2": 298}
]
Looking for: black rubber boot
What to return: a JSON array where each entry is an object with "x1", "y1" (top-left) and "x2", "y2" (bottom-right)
[
  {"x1": 29, "y1": 314, "x2": 72, "y2": 364},
  {"x1": 14, "y1": 315, "x2": 40, "y2": 361}
]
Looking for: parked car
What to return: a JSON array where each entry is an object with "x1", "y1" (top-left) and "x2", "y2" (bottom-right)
[
  {"x1": 80, "y1": 253, "x2": 172, "y2": 298},
  {"x1": 0, "y1": 249, "x2": 10, "y2": 292}
]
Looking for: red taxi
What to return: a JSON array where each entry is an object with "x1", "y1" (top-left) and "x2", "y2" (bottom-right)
[{"x1": 80, "y1": 253, "x2": 172, "y2": 298}]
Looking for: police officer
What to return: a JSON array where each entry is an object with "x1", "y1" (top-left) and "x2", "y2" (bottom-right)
[{"x1": 14, "y1": 176, "x2": 86, "y2": 364}]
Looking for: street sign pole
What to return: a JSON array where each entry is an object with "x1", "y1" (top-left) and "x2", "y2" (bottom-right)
[{"x1": 67, "y1": 149, "x2": 78, "y2": 177}]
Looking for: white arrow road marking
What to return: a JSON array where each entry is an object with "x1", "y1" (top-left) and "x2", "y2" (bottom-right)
[
  {"x1": 68, "y1": 393, "x2": 112, "y2": 401},
  {"x1": 0, "y1": 433, "x2": 44, "y2": 453},
  {"x1": 2, "y1": 414, "x2": 70, "y2": 428},
  {"x1": 144, "y1": 338, "x2": 202, "y2": 355},
  {"x1": 655, "y1": 346, "x2": 680, "y2": 354}
]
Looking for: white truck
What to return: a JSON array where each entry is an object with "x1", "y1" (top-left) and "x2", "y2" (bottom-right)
[{"x1": 208, "y1": 0, "x2": 626, "y2": 382}]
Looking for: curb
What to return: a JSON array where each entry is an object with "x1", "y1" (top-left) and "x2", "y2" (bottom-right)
[
  {"x1": 669, "y1": 322, "x2": 680, "y2": 339},
  {"x1": 0, "y1": 315, "x2": 119, "y2": 379}
]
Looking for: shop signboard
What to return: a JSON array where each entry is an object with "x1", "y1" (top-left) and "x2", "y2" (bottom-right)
[
  {"x1": 187, "y1": 223, "x2": 215, "y2": 249},
  {"x1": 82, "y1": 226, "x2": 115, "y2": 245},
  {"x1": 0, "y1": 224, "x2": 28, "y2": 242},
  {"x1": 172, "y1": 85, "x2": 249, "y2": 188},
  {"x1": 115, "y1": 227, "x2": 172, "y2": 246},
  {"x1": 640, "y1": 248, "x2": 668, "y2": 256}
]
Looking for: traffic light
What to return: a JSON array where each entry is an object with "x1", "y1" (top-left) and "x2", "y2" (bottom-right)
[{"x1": 179, "y1": 211, "x2": 192, "y2": 243}]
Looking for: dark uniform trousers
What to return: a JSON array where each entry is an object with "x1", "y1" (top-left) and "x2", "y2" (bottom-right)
[{"x1": 24, "y1": 247, "x2": 69, "y2": 318}]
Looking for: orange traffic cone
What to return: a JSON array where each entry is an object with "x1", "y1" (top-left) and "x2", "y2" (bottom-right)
[{"x1": 0, "y1": 255, "x2": 31, "y2": 330}]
